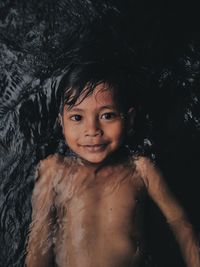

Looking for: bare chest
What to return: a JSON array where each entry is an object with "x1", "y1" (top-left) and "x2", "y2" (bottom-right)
[
  {"x1": 53, "y1": 161, "x2": 146, "y2": 267},
  {"x1": 54, "y1": 162, "x2": 146, "y2": 230}
]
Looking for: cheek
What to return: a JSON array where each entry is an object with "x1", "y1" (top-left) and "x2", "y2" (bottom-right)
[
  {"x1": 105, "y1": 121, "x2": 124, "y2": 140},
  {"x1": 63, "y1": 125, "x2": 79, "y2": 143}
]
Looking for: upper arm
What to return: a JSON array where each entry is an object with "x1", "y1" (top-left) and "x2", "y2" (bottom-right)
[
  {"x1": 136, "y1": 157, "x2": 186, "y2": 223},
  {"x1": 136, "y1": 157, "x2": 200, "y2": 267},
  {"x1": 25, "y1": 159, "x2": 56, "y2": 267}
]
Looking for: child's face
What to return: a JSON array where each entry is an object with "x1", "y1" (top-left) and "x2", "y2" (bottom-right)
[{"x1": 60, "y1": 83, "x2": 130, "y2": 164}]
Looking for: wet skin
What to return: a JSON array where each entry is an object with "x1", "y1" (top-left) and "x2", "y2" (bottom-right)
[
  {"x1": 26, "y1": 153, "x2": 146, "y2": 267},
  {"x1": 26, "y1": 84, "x2": 200, "y2": 267},
  {"x1": 26, "y1": 153, "x2": 200, "y2": 267}
]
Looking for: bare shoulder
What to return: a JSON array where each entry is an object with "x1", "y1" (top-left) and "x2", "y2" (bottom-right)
[
  {"x1": 32, "y1": 154, "x2": 76, "y2": 206},
  {"x1": 133, "y1": 156, "x2": 160, "y2": 188},
  {"x1": 35, "y1": 153, "x2": 73, "y2": 187},
  {"x1": 39, "y1": 153, "x2": 63, "y2": 170},
  {"x1": 37, "y1": 153, "x2": 73, "y2": 174}
]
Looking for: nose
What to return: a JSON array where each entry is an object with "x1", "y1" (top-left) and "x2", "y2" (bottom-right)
[{"x1": 84, "y1": 118, "x2": 103, "y2": 137}]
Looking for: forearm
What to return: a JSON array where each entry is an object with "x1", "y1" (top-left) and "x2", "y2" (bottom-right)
[{"x1": 169, "y1": 217, "x2": 200, "y2": 267}]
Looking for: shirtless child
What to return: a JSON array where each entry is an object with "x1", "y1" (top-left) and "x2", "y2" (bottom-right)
[{"x1": 25, "y1": 64, "x2": 200, "y2": 267}]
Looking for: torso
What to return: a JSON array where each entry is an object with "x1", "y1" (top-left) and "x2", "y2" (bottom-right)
[{"x1": 49, "y1": 152, "x2": 147, "y2": 267}]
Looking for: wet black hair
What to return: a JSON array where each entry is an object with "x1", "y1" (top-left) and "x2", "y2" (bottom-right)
[{"x1": 57, "y1": 61, "x2": 140, "y2": 115}]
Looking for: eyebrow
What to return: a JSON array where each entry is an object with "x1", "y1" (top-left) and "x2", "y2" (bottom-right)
[
  {"x1": 67, "y1": 105, "x2": 117, "y2": 112},
  {"x1": 99, "y1": 105, "x2": 117, "y2": 111},
  {"x1": 66, "y1": 107, "x2": 83, "y2": 112}
]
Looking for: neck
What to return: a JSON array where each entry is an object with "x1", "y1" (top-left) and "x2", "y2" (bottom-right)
[{"x1": 68, "y1": 146, "x2": 131, "y2": 169}]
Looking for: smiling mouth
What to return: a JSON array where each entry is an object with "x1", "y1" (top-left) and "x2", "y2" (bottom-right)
[{"x1": 81, "y1": 144, "x2": 108, "y2": 152}]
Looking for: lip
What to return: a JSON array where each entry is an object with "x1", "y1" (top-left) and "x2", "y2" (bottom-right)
[{"x1": 80, "y1": 144, "x2": 108, "y2": 152}]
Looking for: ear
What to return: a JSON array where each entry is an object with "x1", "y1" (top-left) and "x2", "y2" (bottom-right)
[{"x1": 126, "y1": 107, "x2": 135, "y2": 135}]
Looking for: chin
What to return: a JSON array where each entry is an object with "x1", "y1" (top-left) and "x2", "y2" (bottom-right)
[
  {"x1": 72, "y1": 145, "x2": 118, "y2": 165},
  {"x1": 77, "y1": 151, "x2": 109, "y2": 165},
  {"x1": 83, "y1": 155, "x2": 106, "y2": 164}
]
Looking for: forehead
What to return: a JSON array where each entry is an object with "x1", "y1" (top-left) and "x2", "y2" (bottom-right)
[{"x1": 69, "y1": 83, "x2": 118, "y2": 109}]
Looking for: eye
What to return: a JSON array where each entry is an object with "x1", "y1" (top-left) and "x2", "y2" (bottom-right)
[
  {"x1": 101, "y1": 112, "x2": 117, "y2": 120},
  {"x1": 70, "y1": 114, "x2": 82, "y2": 121}
]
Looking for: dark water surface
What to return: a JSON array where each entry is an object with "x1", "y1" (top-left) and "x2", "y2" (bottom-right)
[{"x1": 1, "y1": 1, "x2": 200, "y2": 266}]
